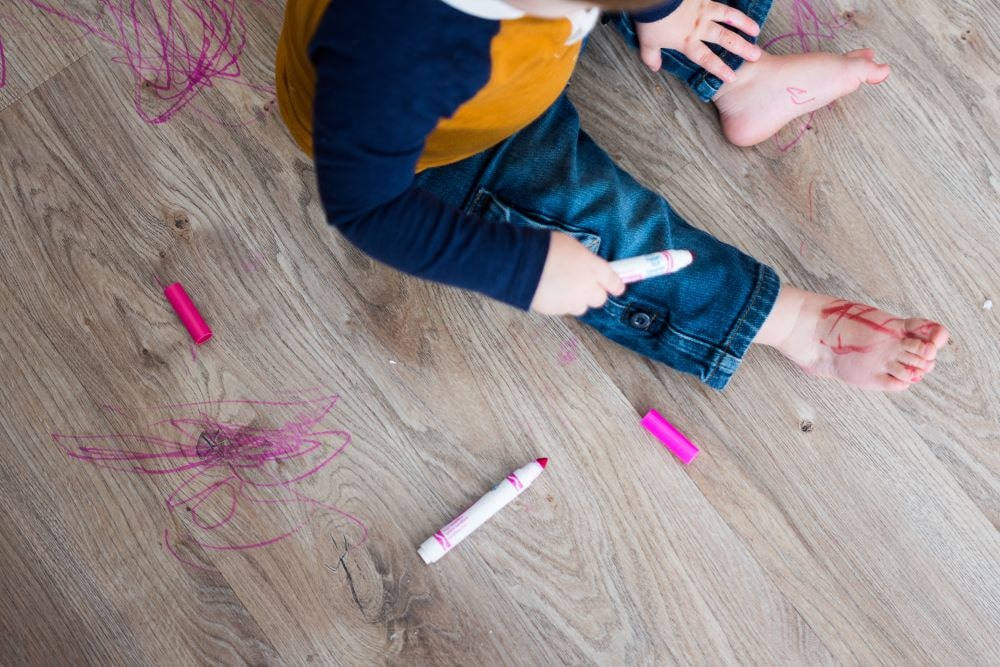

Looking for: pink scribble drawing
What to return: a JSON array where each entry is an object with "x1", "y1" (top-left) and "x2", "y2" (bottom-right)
[
  {"x1": 786, "y1": 86, "x2": 816, "y2": 105},
  {"x1": 52, "y1": 393, "x2": 368, "y2": 569},
  {"x1": 557, "y1": 337, "x2": 579, "y2": 366},
  {"x1": 241, "y1": 250, "x2": 267, "y2": 273},
  {"x1": 0, "y1": 31, "x2": 7, "y2": 89},
  {"x1": 23, "y1": 0, "x2": 275, "y2": 124},
  {"x1": 763, "y1": 0, "x2": 850, "y2": 151}
]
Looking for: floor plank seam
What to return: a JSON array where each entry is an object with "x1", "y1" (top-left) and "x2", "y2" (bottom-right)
[{"x1": 0, "y1": 49, "x2": 92, "y2": 120}]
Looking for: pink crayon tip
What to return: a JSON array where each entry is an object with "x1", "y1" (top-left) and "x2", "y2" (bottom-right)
[
  {"x1": 163, "y1": 282, "x2": 213, "y2": 345},
  {"x1": 536, "y1": 457, "x2": 548, "y2": 469},
  {"x1": 640, "y1": 409, "x2": 699, "y2": 464}
]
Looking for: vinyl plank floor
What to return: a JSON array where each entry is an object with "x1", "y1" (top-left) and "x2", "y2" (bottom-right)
[{"x1": 1, "y1": 0, "x2": 998, "y2": 664}]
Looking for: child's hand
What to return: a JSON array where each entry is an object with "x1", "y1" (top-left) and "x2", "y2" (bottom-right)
[
  {"x1": 635, "y1": 0, "x2": 762, "y2": 82},
  {"x1": 531, "y1": 233, "x2": 625, "y2": 316}
]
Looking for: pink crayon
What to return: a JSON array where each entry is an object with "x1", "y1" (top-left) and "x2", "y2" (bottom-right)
[
  {"x1": 163, "y1": 282, "x2": 212, "y2": 344},
  {"x1": 641, "y1": 409, "x2": 699, "y2": 464},
  {"x1": 418, "y1": 458, "x2": 548, "y2": 564}
]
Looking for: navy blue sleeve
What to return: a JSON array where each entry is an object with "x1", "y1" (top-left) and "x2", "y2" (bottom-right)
[
  {"x1": 632, "y1": 1, "x2": 683, "y2": 23},
  {"x1": 308, "y1": 0, "x2": 551, "y2": 311}
]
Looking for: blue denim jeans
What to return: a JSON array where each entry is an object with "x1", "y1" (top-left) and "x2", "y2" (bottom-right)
[{"x1": 414, "y1": 3, "x2": 779, "y2": 390}]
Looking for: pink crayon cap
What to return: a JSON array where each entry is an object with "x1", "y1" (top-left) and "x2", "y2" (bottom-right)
[
  {"x1": 163, "y1": 282, "x2": 212, "y2": 344},
  {"x1": 641, "y1": 409, "x2": 699, "y2": 464}
]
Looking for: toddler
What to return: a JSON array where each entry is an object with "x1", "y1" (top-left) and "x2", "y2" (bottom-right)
[{"x1": 275, "y1": 0, "x2": 948, "y2": 391}]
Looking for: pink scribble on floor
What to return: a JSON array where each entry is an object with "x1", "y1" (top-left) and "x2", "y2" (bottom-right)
[
  {"x1": 763, "y1": 0, "x2": 850, "y2": 152},
  {"x1": 0, "y1": 30, "x2": 7, "y2": 89},
  {"x1": 557, "y1": 337, "x2": 579, "y2": 366},
  {"x1": 241, "y1": 250, "x2": 267, "y2": 273},
  {"x1": 53, "y1": 393, "x2": 368, "y2": 568},
  {"x1": 24, "y1": 0, "x2": 276, "y2": 124}
]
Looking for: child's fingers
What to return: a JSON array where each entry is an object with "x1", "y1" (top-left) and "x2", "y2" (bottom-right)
[
  {"x1": 709, "y1": 24, "x2": 762, "y2": 62},
  {"x1": 586, "y1": 283, "x2": 610, "y2": 309},
  {"x1": 639, "y1": 44, "x2": 663, "y2": 72},
  {"x1": 689, "y1": 44, "x2": 735, "y2": 83},
  {"x1": 598, "y1": 265, "x2": 626, "y2": 297},
  {"x1": 711, "y1": 2, "x2": 760, "y2": 36}
]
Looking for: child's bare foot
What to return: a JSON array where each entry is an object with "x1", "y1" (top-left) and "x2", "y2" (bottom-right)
[
  {"x1": 713, "y1": 49, "x2": 891, "y2": 147},
  {"x1": 755, "y1": 287, "x2": 949, "y2": 391}
]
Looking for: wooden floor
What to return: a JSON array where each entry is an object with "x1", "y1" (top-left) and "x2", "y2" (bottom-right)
[{"x1": 1, "y1": 1, "x2": 997, "y2": 664}]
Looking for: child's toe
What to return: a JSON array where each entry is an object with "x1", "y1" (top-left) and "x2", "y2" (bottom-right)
[
  {"x1": 902, "y1": 336, "x2": 937, "y2": 360},
  {"x1": 844, "y1": 48, "x2": 876, "y2": 61},
  {"x1": 847, "y1": 52, "x2": 890, "y2": 85},
  {"x1": 879, "y1": 374, "x2": 911, "y2": 392},
  {"x1": 928, "y1": 323, "x2": 950, "y2": 349},
  {"x1": 906, "y1": 319, "x2": 950, "y2": 349},
  {"x1": 888, "y1": 361, "x2": 922, "y2": 383},
  {"x1": 900, "y1": 351, "x2": 932, "y2": 371},
  {"x1": 865, "y1": 61, "x2": 891, "y2": 84}
]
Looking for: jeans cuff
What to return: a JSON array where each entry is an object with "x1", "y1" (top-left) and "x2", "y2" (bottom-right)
[{"x1": 702, "y1": 263, "x2": 780, "y2": 390}]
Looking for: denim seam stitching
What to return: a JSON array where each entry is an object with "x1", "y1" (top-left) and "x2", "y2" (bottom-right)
[{"x1": 465, "y1": 187, "x2": 488, "y2": 215}]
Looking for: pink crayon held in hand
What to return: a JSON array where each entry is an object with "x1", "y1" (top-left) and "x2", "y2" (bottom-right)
[
  {"x1": 610, "y1": 250, "x2": 694, "y2": 285},
  {"x1": 641, "y1": 409, "x2": 699, "y2": 464},
  {"x1": 163, "y1": 282, "x2": 212, "y2": 344},
  {"x1": 418, "y1": 458, "x2": 548, "y2": 564}
]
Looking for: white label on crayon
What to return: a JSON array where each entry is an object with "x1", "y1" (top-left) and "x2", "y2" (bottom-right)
[
  {"x1": 610, "y1": 250, "x2": 693, "y2": 284},
  {"x1": 418, "y1": 460, "x2": 545, "y2": 564}
]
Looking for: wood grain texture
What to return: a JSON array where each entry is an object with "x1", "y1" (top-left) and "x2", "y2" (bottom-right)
[
  {"x1": 1, "y1": 0, "x2": 998, "y2": 664},
  {"x1": 0, "y1": 1, "x2": 93, "y2": 112}
]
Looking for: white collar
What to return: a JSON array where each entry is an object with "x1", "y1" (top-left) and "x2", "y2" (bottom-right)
[
  {"x1": 438, "y1": 0, "x2": 525, "y2": 20},
  {"x1": 438, "y1": 1, "x2": 599, "y2": 44}
]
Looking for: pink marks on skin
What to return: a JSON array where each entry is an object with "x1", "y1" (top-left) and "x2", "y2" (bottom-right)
[
  {"x1": 818, "y1": 302, "x2": 942, "y2": 374},
  {"x1": 908, "y1": 321, "x2": 941, "y2": 341},
  {"x1": 23, "y1": 0, "x2": 276, "y2": 124},
  {"x1": 786, "y1": 86, "x2": 816, "y2": 105},
  {"x1": 820, "y1": 333, "x2": 873, "y2": 355},
  {"x1": 821, "y1": 300, "x2": 903, "y2": 340},
  {"x1": 52, "y1": 393, "x2": 368, "y2": 568},
  {"x1": 557, "y1": 337, "x2": 578, "y2": 366},
  {"x1": 763, "y1": 0, "x2": 850, "y2": 151}
]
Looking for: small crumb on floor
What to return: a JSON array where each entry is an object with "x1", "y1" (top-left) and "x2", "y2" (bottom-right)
[
  {"x1": 983, "y1": 299, "x2": 993, "y2": 310},
  {"x1": 389, "y1": 359, "x2": 397, "y2": 364}
]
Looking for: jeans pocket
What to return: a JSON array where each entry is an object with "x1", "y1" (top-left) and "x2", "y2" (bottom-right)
[{"x1": 467, "y1": 188, "x2": 602, "y2": 254}]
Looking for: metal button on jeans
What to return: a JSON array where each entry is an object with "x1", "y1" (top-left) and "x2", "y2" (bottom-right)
[{"x1": 628, "y1": 311, "x2": 653, "y2": 330}]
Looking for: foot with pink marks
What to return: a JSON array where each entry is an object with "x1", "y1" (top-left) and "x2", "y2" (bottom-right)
[
  {"x1": 713, "y1": 49, "x2": 891, "y2": 147},
  {"x1": 755, "y1": 286, "x2": 950, "y2": 391}
]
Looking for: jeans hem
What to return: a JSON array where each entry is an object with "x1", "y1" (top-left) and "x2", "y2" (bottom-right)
[{"x1": 702, "y1": 263, "x2": 780, "y2": 390}]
